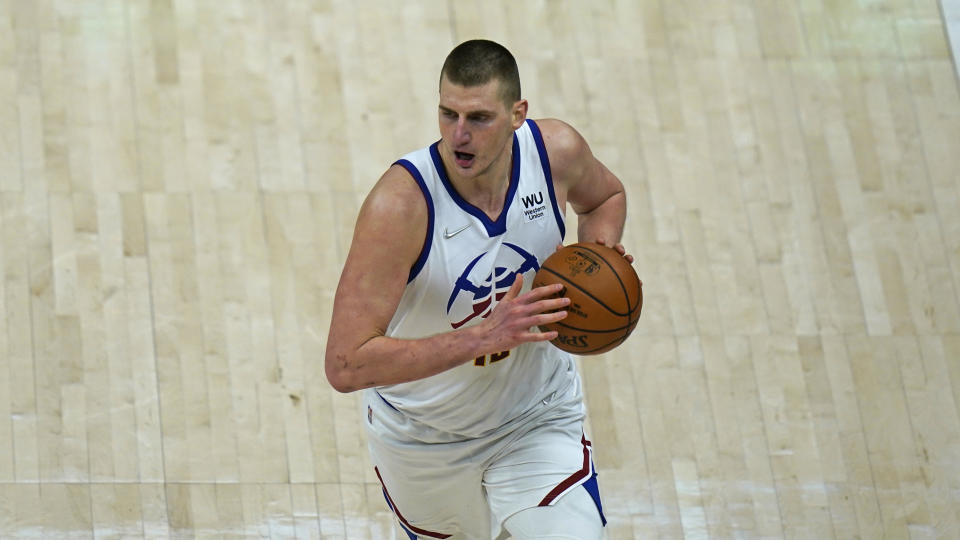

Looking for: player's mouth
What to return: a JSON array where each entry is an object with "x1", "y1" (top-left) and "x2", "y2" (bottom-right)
[{"x1": 454, "y1": 151, "x2": 475, "y2": 168}]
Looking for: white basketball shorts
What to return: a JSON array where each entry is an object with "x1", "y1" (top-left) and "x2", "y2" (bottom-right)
[{"x1": 363, "y1": 377, "x2": 606, "y2": 540}]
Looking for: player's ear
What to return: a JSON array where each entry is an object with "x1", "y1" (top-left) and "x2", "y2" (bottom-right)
[{"x1": 511, "y1": 99, "x2": 528, "y2": 128}]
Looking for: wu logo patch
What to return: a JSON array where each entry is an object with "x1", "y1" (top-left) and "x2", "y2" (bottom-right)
[
  {"x1": 521, "y1": 191, "x2": 543, "y2": 208},
  {"x1": 520, "y1": 191, "x2": 547, "y2": 222}
]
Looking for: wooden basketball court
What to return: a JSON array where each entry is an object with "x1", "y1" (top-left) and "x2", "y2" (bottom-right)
[{"x1": 1, "y1": 0, "x2": 959, "y2": 538}]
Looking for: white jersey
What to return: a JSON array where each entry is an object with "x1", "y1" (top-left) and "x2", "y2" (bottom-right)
[{"x1": 376, "y1": 119, "x2": 576, "y2": 438}]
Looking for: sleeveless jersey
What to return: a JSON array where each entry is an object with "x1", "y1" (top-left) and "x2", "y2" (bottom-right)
[{"x1": 376, "y1": 119, "x2": 577, "y2": 438}]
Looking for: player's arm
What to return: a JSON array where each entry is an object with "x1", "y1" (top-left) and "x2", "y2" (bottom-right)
[
  {"x1": 324, "y1": 165, "x2": 570, "y2": 393},
  {"x1": 537, "y1": 119, "x2": 631, "y2": 260}
]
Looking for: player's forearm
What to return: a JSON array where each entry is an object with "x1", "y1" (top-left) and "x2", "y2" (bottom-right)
[
  {"x1": 325, "y1": 326, "x2": 489, "y2": 393},
  {"x1": 576, "y1": 190, "x2": 626, "y2": 244}
]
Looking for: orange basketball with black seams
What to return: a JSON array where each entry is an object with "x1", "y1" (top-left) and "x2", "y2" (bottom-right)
[{"x1": 533, "y1": 243, "x2": 642, "y2": 355}]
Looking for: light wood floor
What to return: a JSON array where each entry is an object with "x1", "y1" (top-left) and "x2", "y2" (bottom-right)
[{"x1": 2, "y1": 0, "x2": 959, "y2": 538}]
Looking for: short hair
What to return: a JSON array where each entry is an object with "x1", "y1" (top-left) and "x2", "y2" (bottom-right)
[{"x1": 440, "y1": 39, "x2": 521, "y2": 106}]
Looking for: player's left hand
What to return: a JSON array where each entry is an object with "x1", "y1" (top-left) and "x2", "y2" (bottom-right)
[{"x1": 594, "y1": 238, "x2": 634, "y2": 264}]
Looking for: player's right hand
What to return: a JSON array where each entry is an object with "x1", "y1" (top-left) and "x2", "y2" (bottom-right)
[{"x1": 477, "y1": 273, "x2": 570, "y2": 352}]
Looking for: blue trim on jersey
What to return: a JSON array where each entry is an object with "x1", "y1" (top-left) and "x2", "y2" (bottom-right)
[
  {"x1": 394, "y1": 159, "x2": 435, "y2": 283},
  {"x1": 583, "y1": 463, "x2": 607, "y2": 526},
  {"x1": 526, "y1": 119, "x2": 566, "y2": 240},
  {"x1": 428, "y1": 135, "x2": 521, "y2": 238},
  {"x1": 376, "y1": 390, "x2": 400, "y2": 412}
]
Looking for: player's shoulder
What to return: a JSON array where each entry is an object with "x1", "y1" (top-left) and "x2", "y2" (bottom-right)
[
  {"x1": 359, "y1": 163, "x2": 429, "y2": 231},
  {"x1": 531, "y1": 116, "x2": 583, "y2": 139},
  {"x1": 530, "y1": 118, "x2": 591, "y2": 176}
]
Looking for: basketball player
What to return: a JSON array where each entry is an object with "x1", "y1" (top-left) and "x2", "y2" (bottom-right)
[{"x1": 325, "y1": 40, "x2": 630, "y2": 540}]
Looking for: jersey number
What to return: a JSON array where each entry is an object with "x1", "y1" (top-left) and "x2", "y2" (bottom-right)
[{"x1": 475, "y1": 350, "x2": 510, "y2": 367}]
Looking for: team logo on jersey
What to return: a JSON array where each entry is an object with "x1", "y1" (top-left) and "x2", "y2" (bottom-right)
[{"x1": 446, "y1": 243, "x2": 540, "y2": 329}]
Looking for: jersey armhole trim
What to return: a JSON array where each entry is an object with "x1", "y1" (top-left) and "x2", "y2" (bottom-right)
[
  {"x1": 394, "y1": 159, "x2": 434, "y2": 283},
  {"x1": 527, "y1": 119, "x2": 566, "y2": 240}
]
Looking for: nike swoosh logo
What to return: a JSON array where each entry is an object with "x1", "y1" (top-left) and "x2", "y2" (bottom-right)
[{"x1": 443, "y1": 224, "x2": 470, "y2": 239}]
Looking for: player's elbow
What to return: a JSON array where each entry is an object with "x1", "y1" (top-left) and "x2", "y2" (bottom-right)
[
  {"x1": 325, "y1": 365, "x2": 356, "y2": 393},
  {"x1": 325, "y1": 349, "x2": 359, "y2": 393}
]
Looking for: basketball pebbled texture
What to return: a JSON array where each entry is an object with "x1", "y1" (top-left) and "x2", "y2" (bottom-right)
[{"x1": 532, "y1": 242, "x2": 642, "y2": 355}]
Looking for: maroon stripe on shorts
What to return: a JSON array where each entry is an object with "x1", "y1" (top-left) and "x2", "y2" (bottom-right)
[
  {"x1": 375, "y1": 467, "x2": 452, "y2": 539},
  {"x1": 538, "y1": 434, "x2": 592, "y2": 506}
]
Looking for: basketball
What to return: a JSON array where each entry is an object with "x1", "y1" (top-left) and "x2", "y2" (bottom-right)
[{"x1": 533, "y1": 242, "x2": 642, "y2": 355}]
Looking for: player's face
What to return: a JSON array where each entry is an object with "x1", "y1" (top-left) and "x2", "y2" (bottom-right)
[{"x1": 438, "y1": 76, "x2": 526, "y2": 181}]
